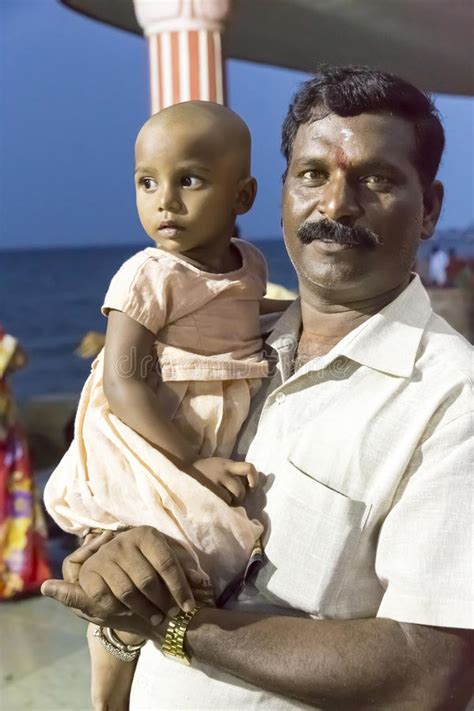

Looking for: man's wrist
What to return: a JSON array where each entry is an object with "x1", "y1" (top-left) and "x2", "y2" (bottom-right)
[
  {"x1": 183, "y1": 606, "x2": 217, "y2": 660},
  {"x1": 161, "y1": 605, "x2": 204, "y2": 664}
]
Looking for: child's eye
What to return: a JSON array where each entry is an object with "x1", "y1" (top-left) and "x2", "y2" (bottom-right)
[
  {"x1": 140, "y1": 177, "x2": 157, "y2": 191},
  {"x1": 181, "y1": 176, "x2": 204, "y2": 189}
]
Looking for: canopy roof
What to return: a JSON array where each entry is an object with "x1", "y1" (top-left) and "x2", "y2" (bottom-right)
[{"x1": 60, "y1": 0, "x2": 474, "y2": 96}]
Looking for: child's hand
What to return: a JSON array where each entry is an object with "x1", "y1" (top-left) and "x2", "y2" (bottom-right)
[
  {"x1": 87, "y1": 623, "x2": 140, "y2": 711},
  {"x1": 192, "y1": 458, "x2": 258, "y2": 505}
]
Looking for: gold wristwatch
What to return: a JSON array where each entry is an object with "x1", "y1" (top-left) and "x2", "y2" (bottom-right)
[{"x1": 161, "y1": 605, "x2": 202, "y2": 665}]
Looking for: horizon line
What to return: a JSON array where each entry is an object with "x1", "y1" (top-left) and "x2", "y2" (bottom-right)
[{"x1": 1, "y1": 226, "x2": 474, "y2": 252}]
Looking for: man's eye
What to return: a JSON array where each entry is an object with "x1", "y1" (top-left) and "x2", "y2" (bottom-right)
[
  {"x1": 181, "y1": 176, "x2": 204, "y2": 189},
  {"x1": 363, "y1": 175, "x2": 392, "y2": 188},
  {"x1": 301, "y1": 170, "x2": 326, "y2": 183},
  {"x1": 140, "y1": 177, "x2": 157, "y2": 191}
]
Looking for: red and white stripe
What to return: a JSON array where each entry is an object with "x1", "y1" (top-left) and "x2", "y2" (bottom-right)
[{"x1": 147, "y1": 29, "x2": 226, "y2": 113}]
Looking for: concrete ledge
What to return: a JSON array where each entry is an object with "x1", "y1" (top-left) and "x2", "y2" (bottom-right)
[
  {"x1": 427, "y1": 288, "x2": 473, "y2": 342},
  {"x1": 18, "y1": 395, "x2": 78, "y2": 470}
]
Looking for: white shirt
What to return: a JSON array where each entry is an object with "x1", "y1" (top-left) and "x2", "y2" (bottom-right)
[{"x1": 131, "y1": 275, "x2": 473, "y2": 710}]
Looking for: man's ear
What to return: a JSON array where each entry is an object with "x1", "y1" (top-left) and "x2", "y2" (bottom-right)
[
  {"x1": 235, "y1": 177, "x2": 257, "y2": 215},
  {"x1": 421, "y1": 180, "x2": 444, "y2": 241}
]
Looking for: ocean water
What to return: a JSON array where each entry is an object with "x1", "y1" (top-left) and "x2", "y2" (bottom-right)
[
  {"x1": 1, "y1": 240, "x2": 297, "y2": 400},
  {"x1": 2, "y1": 235, "x2": 472, "y2": 400}
]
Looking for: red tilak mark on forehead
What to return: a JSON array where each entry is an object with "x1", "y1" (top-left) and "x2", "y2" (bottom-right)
[{"x1": 335, "y1": 147, "x2": 349, "y2": 169}]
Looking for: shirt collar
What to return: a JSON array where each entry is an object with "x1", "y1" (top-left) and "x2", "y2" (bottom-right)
[
  {"x1": 266, "y1": 299, "x2": 301, "y2": 351},
  {"x1": 266, "y1": 274, "x2": 433, "y2": 379}
]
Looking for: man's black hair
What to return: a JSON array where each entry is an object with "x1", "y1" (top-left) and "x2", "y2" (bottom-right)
[{"x1": 281, "y1": 65, "x2": 445, "y2": 188}]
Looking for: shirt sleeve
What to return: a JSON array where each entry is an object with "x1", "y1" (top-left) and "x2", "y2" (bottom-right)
[
  {"x1": 375, "y1": 409, "x2": 473, "y2": 629},
  {"x1": 101, "y1": 252, "x2": 169, "y2": 334}
]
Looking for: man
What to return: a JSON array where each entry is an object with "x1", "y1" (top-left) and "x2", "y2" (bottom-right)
[
  {"x1": 428, "y1": 245, "x2": 450, "y2": 286},
  {"x1": 42, "y1": 66, "x2": 473, "y2": 709}
]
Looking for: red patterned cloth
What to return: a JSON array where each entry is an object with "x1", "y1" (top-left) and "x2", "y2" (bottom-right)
[{"x1": 0, "y1": 326, "x2": 51, "y2": 599}]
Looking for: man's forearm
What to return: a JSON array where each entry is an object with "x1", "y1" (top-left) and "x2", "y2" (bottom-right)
[{"x1": 183, "y1": 609, "x2": 473, "y2": 709}]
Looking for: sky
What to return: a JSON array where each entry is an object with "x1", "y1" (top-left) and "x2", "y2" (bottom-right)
[{"x1": 1, "y1": 0, "x2": 473, "y2": 250}]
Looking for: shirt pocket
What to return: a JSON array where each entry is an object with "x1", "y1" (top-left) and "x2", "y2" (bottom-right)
[{"x1": 254, "y1": 451, "x2": 371, "y2": 617}]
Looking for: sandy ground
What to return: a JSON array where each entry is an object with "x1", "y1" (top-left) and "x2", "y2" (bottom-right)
[
  {"x1": 1, "y1": 465, "x2": 90, "y2": 711},
  {"x1": 0, "y1": 594, "x2": 91, "y2": 711}
]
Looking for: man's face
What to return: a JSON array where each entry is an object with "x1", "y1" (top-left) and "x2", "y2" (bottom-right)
[
  {"x1": 135, "y1": 122, "x2": 242, "y2": 256},
  {"x1": 282, "y1": 112, "x2": 442, "y2": 299}
]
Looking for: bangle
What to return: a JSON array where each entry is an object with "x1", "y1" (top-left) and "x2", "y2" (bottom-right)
[
  {"x1": 93, "y1": 626, "x2": 146, "y2": 662},
  {"x1": 161, "y1": 605, "x2": 203, "y2": 665},
  {"x1": 82, "y1": 525, "x2": 132, "y2": 540}
]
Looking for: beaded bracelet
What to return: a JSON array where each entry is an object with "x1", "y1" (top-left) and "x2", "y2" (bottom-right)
[{"x1": 93, "y1": 626, "x2": 146, "y2": 662}]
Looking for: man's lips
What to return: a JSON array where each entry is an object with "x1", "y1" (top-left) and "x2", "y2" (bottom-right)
[{"x1": 311, "y1": 240, "x2": 357, "y2": 252}]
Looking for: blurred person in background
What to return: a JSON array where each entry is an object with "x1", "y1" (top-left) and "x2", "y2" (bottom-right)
[
  {"x1": 428, "y1": 245, "x2": 449, "y2": 286},
  {"x1": 0, "y1": 325, "x2": 50, "y2": 599},
  {"x1": 446, "y1": 247, "x2": 464, "y2": 287}
]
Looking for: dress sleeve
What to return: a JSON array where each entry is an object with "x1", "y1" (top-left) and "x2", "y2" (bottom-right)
[
  {"x1": 375, "y1": 409, "x2": 474, "y2": 629},
  {"x1": 101, "y1": 252, "x2": 169, "y2": 334}
]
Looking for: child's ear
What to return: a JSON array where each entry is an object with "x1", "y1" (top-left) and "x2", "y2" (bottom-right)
[{"x1": 235, "y1": 177, "x2": 257, "y2": 215}]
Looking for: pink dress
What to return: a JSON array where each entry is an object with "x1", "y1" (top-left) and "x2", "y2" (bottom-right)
[{"x1": 44, "y1": 240, "x2": 266, "y2": 596}]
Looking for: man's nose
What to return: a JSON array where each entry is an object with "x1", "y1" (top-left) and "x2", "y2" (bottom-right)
[
  {"x1": 157, "y1": 184, "x2": 181, "y2": 213},
  {"x1": 317, "y1": 175, "x2": 362, "y2": 223}
]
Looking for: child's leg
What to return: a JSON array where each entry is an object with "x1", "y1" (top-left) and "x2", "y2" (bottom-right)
[{"x1": 87, "y1": 623, "x2": 139, "y2": 711}]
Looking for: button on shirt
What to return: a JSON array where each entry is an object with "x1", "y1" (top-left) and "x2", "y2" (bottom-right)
[{"x1": 131, "y1": 275, "x2": 473, "y2": 711}]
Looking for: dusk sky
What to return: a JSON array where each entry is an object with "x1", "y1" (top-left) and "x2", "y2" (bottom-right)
[{"x1": 2, "y1": 0, "x2": 474, "y2": 250}]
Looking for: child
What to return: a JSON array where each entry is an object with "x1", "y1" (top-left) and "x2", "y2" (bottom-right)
[{"x1": 44, "y1": 102, "x2": 289, "y2": 708}]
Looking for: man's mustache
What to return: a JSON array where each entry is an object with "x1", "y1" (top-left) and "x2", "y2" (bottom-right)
[{"x1": 297, "y1": 220, "x2": 382, "y2": 249}]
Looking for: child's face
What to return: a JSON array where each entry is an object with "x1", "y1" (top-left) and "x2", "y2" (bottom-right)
[{"x1": 135, "y1": 120, "x2": 248, "y2": 256}]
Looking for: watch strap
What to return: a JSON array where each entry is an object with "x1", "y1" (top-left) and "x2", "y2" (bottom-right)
[{"x1": 161, "y1": 605, "x2": 202, "y2": 665}]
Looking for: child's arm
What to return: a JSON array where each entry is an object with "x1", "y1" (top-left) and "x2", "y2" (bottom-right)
[
  {"x1": 260, "y1": 298, "x2": 294, "y2": 314},
  {"x1": 103, "y1": 310, "x2": 257, "y2": 503},
  {"x1": 103, "y1": 309, "x2": 196, "y2": 463}
]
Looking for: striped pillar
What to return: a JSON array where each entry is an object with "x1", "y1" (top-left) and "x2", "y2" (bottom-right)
[{"x1": 133, "y1": 0, "x2": 232, "y2": 114}]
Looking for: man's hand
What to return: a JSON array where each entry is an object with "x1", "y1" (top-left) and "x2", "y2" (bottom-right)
[
  {"x1": 41, "y1": 527, "x2": 196, "y2": 625},
  {"x1": 192, "y1": 458, "x2": 258, "y2": 505}
]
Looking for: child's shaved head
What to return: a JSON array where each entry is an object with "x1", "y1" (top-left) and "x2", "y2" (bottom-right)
[
  {"x1": 134, "y1": 101, "x2": 257, "y2": 263},
  {"x1": 136, "y1": 101, "x2": 252, "y2": 179}
]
